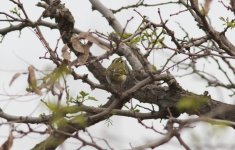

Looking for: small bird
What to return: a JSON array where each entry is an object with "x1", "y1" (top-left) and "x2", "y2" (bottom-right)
[{"x1": 106, "y1": 57, "x2": 129, "y2": 89}]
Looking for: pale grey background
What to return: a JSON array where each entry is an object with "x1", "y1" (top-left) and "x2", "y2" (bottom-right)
[{"x1": 0, "y1": 0, "x2": 234, "y2": 150}]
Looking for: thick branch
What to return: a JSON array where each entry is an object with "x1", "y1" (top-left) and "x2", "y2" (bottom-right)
[
  {"x1": 89, "y1": 0, "x2": 123, "y2": 33},
  {"x1": 0, "y1": 108, "x2": 51, "y2": 123}
]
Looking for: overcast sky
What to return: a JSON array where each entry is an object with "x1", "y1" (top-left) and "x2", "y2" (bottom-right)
[{"x1": 0, "y1": 1, "x2": 235, "y2": 150}]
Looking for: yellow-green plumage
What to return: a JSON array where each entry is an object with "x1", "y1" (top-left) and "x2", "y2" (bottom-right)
[{"x1": 106, "y1": 57, "x2": 128, "y2": 86}]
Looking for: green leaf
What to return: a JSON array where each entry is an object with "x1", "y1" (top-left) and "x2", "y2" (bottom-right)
[
  {"x1": 88, "y1": 96, "x2": 97, "y2": 101},
  {"x1": 227, "y1": 21, "x2": 235, "y2": 28},
  {"x1": 76, "y1": 95, "x2": 82, "y2": 100},
  {"x1": 177, "y1": 95, "x2": 208, "y2": 112},
  {"x1": 152, "y1": 65, "x2": 157, "y2": 71},
  {"x1": 79, "y1": 90, "x2": 89, "y2": 98},
  {"x1": 72, "y1": 115, "x2": 87, "y2": 127},
  {"x1": 52, "y1": 117, "x2": 68, "y2": 129},
  {"x1": 131, "y1": 37, "x2": 140, "y2": 44},
  {"x1": 46, "y1": 103, "x2": 58, "y2": 112},
  {"x1": 134, "y1": 109, "x2": 140, "y2": 112},
  {"x1": 220, "y1": 17, "x2": 235, "y2": 29},
  {"x1": 9, "y1": 7, "x2": 21, "y2": 17},
  {"x1": 219, "y1": 17, "x2": 225, "y2": 22},
  {"x1": 42, "y1": 61, "x2": 69, "y2": 85},
  {"x1": 121, "y1": 33, "x2": 132, "y2": 39},
  {"x1": 153, "y1": 30, "x2": 157, "y2": 35}
]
